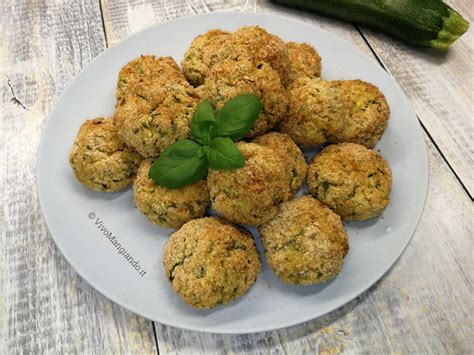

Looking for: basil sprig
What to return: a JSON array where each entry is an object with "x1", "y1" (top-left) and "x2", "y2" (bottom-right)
[{"x1": 149, "y1": 94, "x2": 262, "y2": 189}]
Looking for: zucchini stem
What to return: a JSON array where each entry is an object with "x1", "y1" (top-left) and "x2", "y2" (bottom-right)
[{"x1": 432, "y1": 8, "x2": 470, "y2": 50}]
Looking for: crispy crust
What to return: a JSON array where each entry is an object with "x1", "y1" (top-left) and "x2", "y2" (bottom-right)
[
  {"x1": 114, "y1": 55, "x2": 198, "y2": 157},
  {"x1": 286, "y1": 41, "x2": 322, "y2": 83},
  {"x1": 163, "y1": 217, "x2": 261, "y2": 309},
  {"x1": 259, "y1": 196, "x2": 349, "y2": 285},
  {"x1": 207, "y1": 142, "x2": 292, "y2": 226},
  {"x1": 116, "y1": 55, "x2": 188, "y2": 104},
  {"x1": 279, "y1": 78, "x2": 345, "y2": 147},
  {"x1": 181, "y1": 29, "x2": 231, "y2": 86},
  {"x1": 253, "y1": 132, "x2": 308, "y2": 193},
  {"x1": 218, "y1": 26, "x2": 290, "y2": 86},
  {"x1": 133, "y1": 159, "x2": 209, "y2": 228},
  {"x1": 279, "y1": 78, "x2": 389, "y2": 148},
  {"x1": 200, "y1": 57, "x2": 288, "y2": 137},
  {"x1": 330, "y1": 80, "x2": 390, "y2": 148},
  {"x1": 307, "y1": 143, "x2": 392, "y2": 221},
  {"x1": 69, "y1": 117, "x2": 142, "y2": 192}
]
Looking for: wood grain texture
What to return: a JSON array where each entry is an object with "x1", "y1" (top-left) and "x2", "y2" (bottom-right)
[
  {"x1": 356, "y1": 0, "x2": 474, "y2": 196},
  {"x1": 0, "y1": 1, "x2": 158, "y2": 353},
  {"x1": 100, "y1": 0, "x2": 473, "y2": 353},
  {"x1": 101, "y1": 0, "x2": 246, "y2": 46}
]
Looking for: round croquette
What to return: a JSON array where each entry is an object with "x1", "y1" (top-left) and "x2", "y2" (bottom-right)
[
  {"x1": 163, "y1": 217, "x2": 261, "y2": 309},
  {"x1": 133, "y1": 159, "x2": 209, "y2": 228},
  {"x1": 207, "y1": 142, "x2": 292, "y2": 226},
  {"x1": 114, "y1": 55, "x2": 199, "y2": 157},
  {"x1": 253, "y1": 132, "x2": 308, "y2": 193},
  {"x1": 307, "y1": 143, "x2": 392, "y2": 221},
  {"x1": 116, "y1": 55, "x2": 189, "y2": 103},
  {"x1": 286, "y1": 41, "x2": 322, "y2": 83},
  {"x1": 181, "y1": 29, "x2": 231, "y2": 86},
  {"x1": 69, "y1": 117, "x2": 142, "y2": 192},
  {"x1": 259, "y1": 196, "x2": 349, "y2": 285},
  {"x1": 330, "y1": 80, "x2": 390, "y2": 148},
  {"x1": 116, "y1": 84, "x2": 198, "y2": 157},
  {"x1": 200, "y1": 57, "x2": 288, "y2": 137},
  {"x1": 279, "y1": 77, "x2": 345, "y2": 147},
  {"x1": 219, "y1": 26, "x2": 290, "y2": 85}
]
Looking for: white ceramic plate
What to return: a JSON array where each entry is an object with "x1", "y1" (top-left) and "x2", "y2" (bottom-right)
[{"x1": 37, "y1": 12, "x2": 428, "y2": 334}]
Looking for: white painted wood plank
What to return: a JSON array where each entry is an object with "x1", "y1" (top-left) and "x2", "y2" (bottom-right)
[
  {"x1": 0, "y1": 1, "x2": 158, "y2": 353},
  {"x1": 355, "y1": 0, "x2": 474, "y2": 196},
  {"x1": 101, "y1": 0, "x2": 247, "y2": 46}
]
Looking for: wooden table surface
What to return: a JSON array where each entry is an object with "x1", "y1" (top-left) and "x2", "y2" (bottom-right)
[{"x1": 1, "y1": 0, "x2": 472, "y2": 353}]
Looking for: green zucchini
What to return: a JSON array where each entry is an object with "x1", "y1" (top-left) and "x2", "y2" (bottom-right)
[{"x1": 271, "y1": 0, "x2": 469, "y2": 50}]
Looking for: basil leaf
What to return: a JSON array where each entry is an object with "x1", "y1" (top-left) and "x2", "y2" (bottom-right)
[
  {"x1": 215, "y1": 94, "x2": 262, "y2": 140},
  {"x1": 148, "y1": 140, "x2": 208, "y2": 189},
  {"x1": 159, "y1": 139, "x2": 200, "y2": 158},
  {"x1": 191, "y1": 100, "x2": 216, "y2": 145},
  {"x1": 207, "y1": 137, "x2": 245, "y2": 170}
]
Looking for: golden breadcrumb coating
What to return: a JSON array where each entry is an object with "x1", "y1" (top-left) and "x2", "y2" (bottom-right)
[
  {"x1": 259, "y1": 196, "x2": 349, "y2": 285},
  {"x1": 307, "y1": 143, "x2": 392, "y2": 221},
  {"x1": 286, "y1": 41, "x2": 322, "y2": 83},
  {"x1": 219, "y1": 26, "x2": 290, "y2": 85},
  {"x1": 330, "y1": 80, "x2": 390, "y2": 148},
  {"x1": 69, "y1": 117, "x2": 142, "y2": 192},
  {"x1": 200, "y1": 57, "x2": 288, "y2": 137},
  {"x1": 279, "y1": 77, "x2": 345, "y2": 147},
  {"x1": 116, "y1": 55, "x2": 188, "y2": 103},
  {"x1": 253, "y1": 132, "x2": 308, "y2": 193},
  {"x1": 207, "y1": 142, "x2": 292, "y2": 226},
  {"x1": 133, "y1": 159, "x2": 209, "y2": 228},
  {"x1": 163, "y1": 217, "x2": 261, "y2": 309},
  {"x1": 280, "y1": 78, "x2": 390, "y2": 148},
  {"x1": 114, "y1": 55, "x2": 198, "y2": 157},
  {"x1": 181, "y1": 29, "x2": 231, "y2": 86}
]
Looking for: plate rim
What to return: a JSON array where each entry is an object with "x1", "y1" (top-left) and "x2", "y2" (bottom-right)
[{"x1": 36, "y1": 10, "x2": 429, "y2": 334}]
